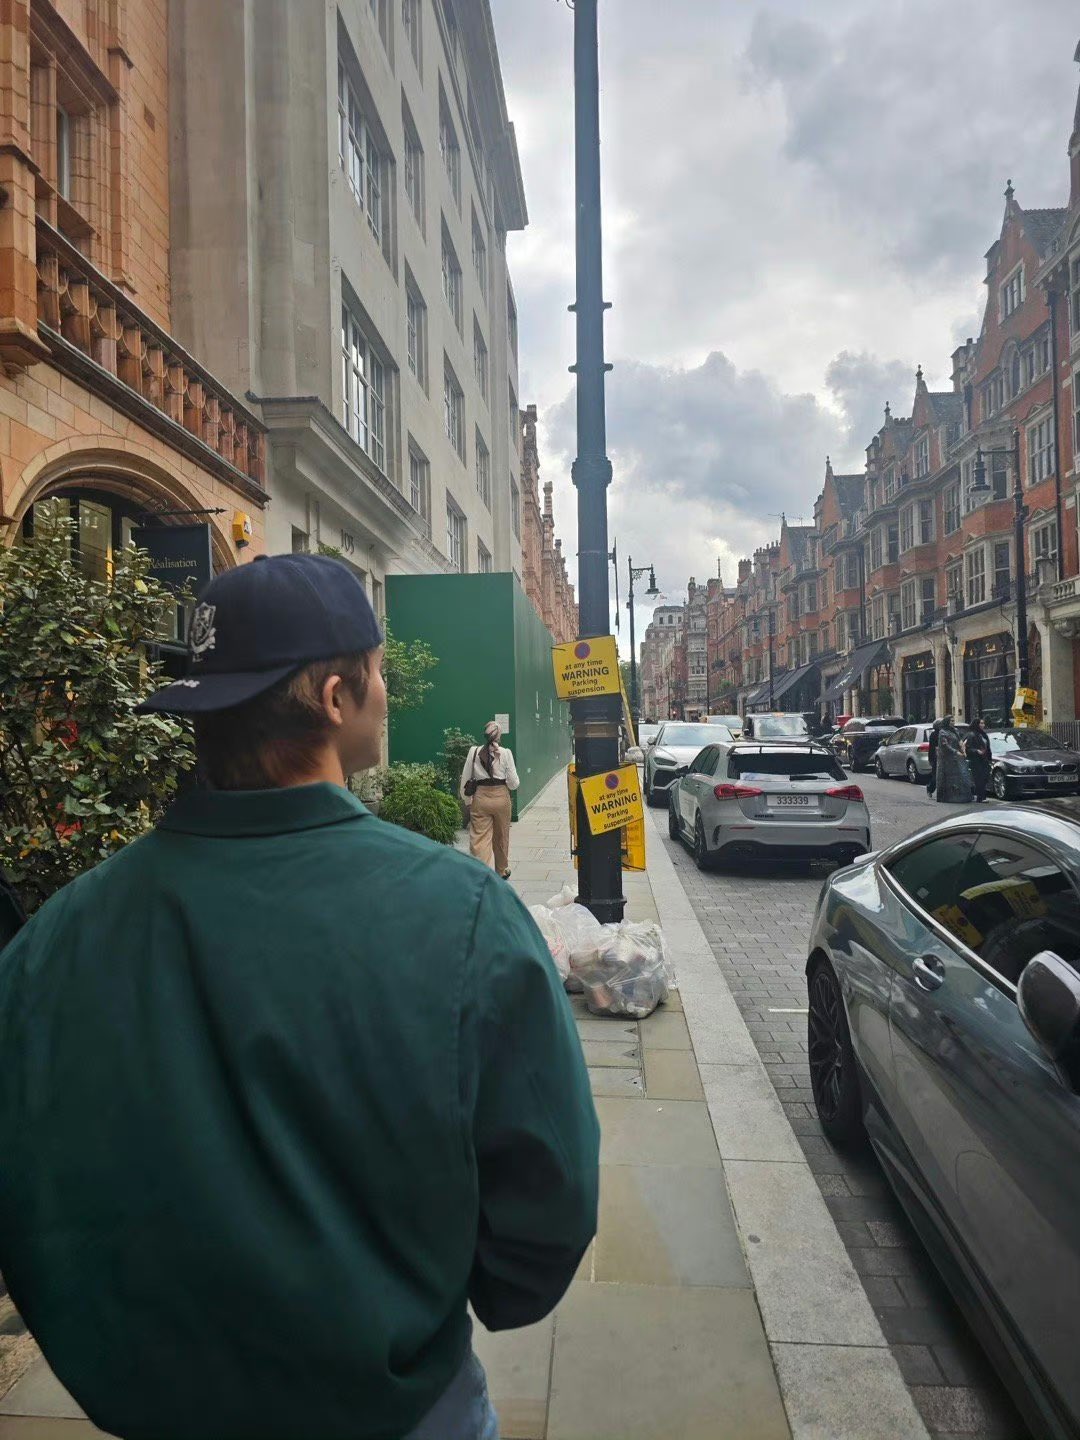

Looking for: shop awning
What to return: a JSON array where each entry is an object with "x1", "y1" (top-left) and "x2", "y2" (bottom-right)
[
  {"x1": 769, "y1": 662, "x2": 820, "y2": 706},
  {"x1": 821, "y1": 640, "x2": 890, "y2": 704},
  {"x1": 745, "y1": 673, "x2": 785, "y2": 709}
]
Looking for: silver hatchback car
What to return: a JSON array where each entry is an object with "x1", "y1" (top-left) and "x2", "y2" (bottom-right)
[
  {"x1": 874, "y1": 722, "x2": 970, "y2": 782},
  {"x1": 667, "y1": 740, "x2": 871, "y2": 869}
]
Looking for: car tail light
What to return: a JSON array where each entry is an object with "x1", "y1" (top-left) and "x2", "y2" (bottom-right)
[
  {"x1": 714, "y1": 782, "x2": 763, "y2": 800},
  {"x1": 826, "y1": 784, "x2": 864, "y2": 801},
  {"x1": 917, "y1": 743, "x2": 930, "y2": 753}
]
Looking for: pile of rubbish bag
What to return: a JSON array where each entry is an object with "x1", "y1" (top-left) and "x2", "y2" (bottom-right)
[{"x1": 528, "y1": 885, "x2": 672, "y2": 1019}]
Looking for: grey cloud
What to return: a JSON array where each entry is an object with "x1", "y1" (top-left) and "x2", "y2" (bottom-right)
[
  {"x1": 824, "y1": 351, "x2": 921, "y2": 459},
  {"x1": 537, "y1": 345, "x2": 912, "y2": 626},
  {"x1": 745, "y1": 1, "x2": 1079, "y2": 278}
]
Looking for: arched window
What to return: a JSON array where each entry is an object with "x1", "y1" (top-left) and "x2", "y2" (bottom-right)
[
  {"x1": 1004, "y1": 343, "x2": 1021, "y2": 399},
  {"x1": 21, "y1": 488, "x2": 197, "y2": 669}
]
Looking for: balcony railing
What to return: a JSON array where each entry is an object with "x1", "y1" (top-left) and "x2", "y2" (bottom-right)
[{"x1": 35, "y1": 220, "x2": 266, "y2": 492}]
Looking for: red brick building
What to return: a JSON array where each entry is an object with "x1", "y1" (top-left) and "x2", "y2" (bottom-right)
[
  {"x1": 520, "y1": 403, "x2": 576, "y2": 644},
  {"x1": 0, "y1": 0, "x2": 267, "y2": 630}
]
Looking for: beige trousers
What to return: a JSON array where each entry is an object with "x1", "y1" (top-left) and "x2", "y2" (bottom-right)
[{"x1": 469, "y1": 785, "x2": 512, "y2": 872}]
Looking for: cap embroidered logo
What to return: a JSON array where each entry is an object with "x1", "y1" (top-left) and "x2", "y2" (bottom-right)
[{"x1": 189, "y1": 604, "x2": 217, "y2": 657}]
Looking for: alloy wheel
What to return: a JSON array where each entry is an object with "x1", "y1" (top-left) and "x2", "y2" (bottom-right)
[
  {"x1": 993, "y1": 770, "x2": 1008, "y2": 800},
  {"x1": 875, "y1": 758, "x2": 885, "y2": 779},
  {"x1": 808, "y1": 968, "x2": 845, "y2": 1125},
  {"x1": 907, "y1": 760, "x2": 918, "y2": 784}
]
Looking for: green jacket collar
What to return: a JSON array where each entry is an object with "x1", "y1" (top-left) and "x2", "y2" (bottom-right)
[{"x1": 159, "y1": 783, "x2": 370, "y2": 838}]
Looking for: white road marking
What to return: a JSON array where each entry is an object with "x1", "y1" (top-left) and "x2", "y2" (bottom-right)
[{"x1": 768, "y1": 1007, "x2": 809, "y2": 1014}]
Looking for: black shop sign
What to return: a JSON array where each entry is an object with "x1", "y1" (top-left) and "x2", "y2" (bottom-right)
[{"x1": 131, "y1": 523, "x2": 213, "y2": 595}]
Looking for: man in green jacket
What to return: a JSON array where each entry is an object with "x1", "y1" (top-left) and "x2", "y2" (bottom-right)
[{"x1": 0, "y1": 553, "x2": 599, "y2": 1440}]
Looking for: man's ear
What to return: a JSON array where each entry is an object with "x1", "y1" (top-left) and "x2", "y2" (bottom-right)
[{"x1": 321, "y1": 673, "x2": 346, "y2": 728}]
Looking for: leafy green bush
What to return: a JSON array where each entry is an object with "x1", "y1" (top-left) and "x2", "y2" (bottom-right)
[
  {"x1": 0, "y1": 519, "x2": 195, "y2": 913},
  {"x1": 377, "y1": 762, "x2": 442, "y2": 798},
  {"x1": 379, "y1": 774, "x2": 461, "y2": 844},
  {"x1": 440, "y1": 726, "x2": 476, "y2": 794}
]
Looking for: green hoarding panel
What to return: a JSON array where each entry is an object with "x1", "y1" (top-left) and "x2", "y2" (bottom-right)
[{"x1": 386, "y1": 572, "x2": 571, "y2": 815}]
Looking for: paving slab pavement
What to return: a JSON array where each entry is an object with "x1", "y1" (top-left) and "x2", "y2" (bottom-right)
[{"x1": 471, "y1": 772, "x2": 927, "y2": 1439}]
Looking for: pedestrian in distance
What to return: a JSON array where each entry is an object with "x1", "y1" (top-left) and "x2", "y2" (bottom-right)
[
  {"x1": 965, "y1": 717, "x2": 992, "y2": 803},
  {"x1": 936, "y1": 716, "x2": 974, "y2": 804},
  {"x1": 0, "y1": 553, "x2": 598, "y2": 1440},
  {"x1": 926, "y1": 717, "x2": 943, "y2": 797},
  {"x1": 461, "y1": 719, "x2": 520, "y2": 879}
]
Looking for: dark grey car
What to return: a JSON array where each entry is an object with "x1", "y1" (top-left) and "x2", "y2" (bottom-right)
[
  {"x1": 806, "y1": 802, "x2": 1080, "y2": 1440},
  {"x1": 987, "y1": 727, "x2": 1080, "y2": 800}
]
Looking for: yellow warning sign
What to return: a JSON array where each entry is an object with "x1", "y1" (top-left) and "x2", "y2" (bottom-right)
[
  {"x1": 623, "y1": 806, "x2": 646, "y2": 871},
  {"x1": 1012, "y1": 687, "x2": 1042, "y2": 728},
  {"x1": 567, "y1": 764, "x2": 646, "y2": 870},
  {"x1": 552, "y1": 634, "x2": 621, "y2": 700},
  {"x1": 579, "y1": 764, "x2": 645, "y2": 837}
]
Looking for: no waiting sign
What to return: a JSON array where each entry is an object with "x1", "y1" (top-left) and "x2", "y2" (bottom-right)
[
  {"x1": 578, "y1": 764, "x2": 645, "y2": 837},
  {"x1": 552, "y1": 634, "x2": 620, "y2": 700}
]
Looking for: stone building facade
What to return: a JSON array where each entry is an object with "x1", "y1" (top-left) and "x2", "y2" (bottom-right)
[
  {"x1": 0, "y1": 0, "x2": 267, "y2": 633},
  {"x1": 169, "y1": 0, "x2": 527, "y2": 614},
  {"x1": 639, "y1": 604, "x2": 682, "y2": 721},
  {"x1": 699, "y1": 45, "x2": 1080, "y2": 731},
  {"x1": 520, "y1": 403, "x2": 576, "y2": 642}
]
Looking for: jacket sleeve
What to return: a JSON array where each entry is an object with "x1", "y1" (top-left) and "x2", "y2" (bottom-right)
[{"x1": 464, "y1": 876, "x2": 599, "y2": 1331}]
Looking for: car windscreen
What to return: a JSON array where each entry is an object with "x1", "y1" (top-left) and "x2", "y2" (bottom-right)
[
  {"x1": 708, "y1": 715, "x2": 741, "y2": 729},
  {"x1": 659, "y1": 725, "x2": 716, "y2": 747},
  {"x1": 990, "y1": 730, "x2": 1061, "y2": 754},
  {"x1": 753, "y1": 717, "x2": 808, "y2": 738},
  {"x1": 729, "y1": 750, "x2": 845, "y2": 782}
]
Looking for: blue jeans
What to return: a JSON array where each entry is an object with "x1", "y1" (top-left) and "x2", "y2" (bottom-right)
[{"x1": 404, "y1": 1346, "x2": 499, "y2": 1440}]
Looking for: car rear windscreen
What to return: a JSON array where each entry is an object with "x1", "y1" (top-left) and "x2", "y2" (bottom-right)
[{"x1": 729, "y1": 750, "x2": 845, "y2": 781}]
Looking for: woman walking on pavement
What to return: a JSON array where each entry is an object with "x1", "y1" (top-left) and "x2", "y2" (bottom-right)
[
  {"x1": 936, "y1": 717, "x2": 974, "y2": 804},
  {"x1": 461, "y1": 720, "x2": 519, "y2": 877},
  {"x1": 926, "y1": 718, "x2": 942, "y2": 796},
  {"x1": 965, "y1": 717, "x2": 992, "y2": 803}
]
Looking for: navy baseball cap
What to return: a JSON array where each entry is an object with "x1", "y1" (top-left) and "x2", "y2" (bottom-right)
[{"x1": 138, "y1": 553, "x2": 384, "y2": 715}]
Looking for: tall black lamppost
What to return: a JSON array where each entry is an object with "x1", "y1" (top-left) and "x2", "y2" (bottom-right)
[
  {"x1": 626, "y1": 557, "x2": 659, "y2": 728},
  {"x1": 767, "y1": 608, "x2": 776, "y2": 709},
  {"x1": 968, "y1": 426, "x2": 1028, "y2": 689},
  {"x1": 564, "y1": 0, "x2": 623, "y2": 923}
]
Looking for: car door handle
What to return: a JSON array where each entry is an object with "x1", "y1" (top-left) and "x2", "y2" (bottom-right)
[{"x1": 913, "y1": 956, "x2": 945, "y2": 992}]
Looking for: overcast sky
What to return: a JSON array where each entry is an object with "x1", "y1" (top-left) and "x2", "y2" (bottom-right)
[{"x1": 492, "y1": 0, "x2": 1079, "y2": 645}]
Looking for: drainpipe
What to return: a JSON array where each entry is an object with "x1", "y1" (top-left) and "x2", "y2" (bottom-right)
[{"x1": 1047, "y1": 285, "x2": 1066, "y2": 582}]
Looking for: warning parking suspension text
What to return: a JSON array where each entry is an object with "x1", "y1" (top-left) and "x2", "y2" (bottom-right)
[
  {"x1": 578, "y1": 765, "x2": 644, "y2": 837},
  {"x1": 552, "y1": 635, "x2": 621, "y2": 700}
]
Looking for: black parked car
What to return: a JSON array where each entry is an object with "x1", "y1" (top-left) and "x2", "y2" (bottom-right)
[
  {"x1": 987, "y1": 728, "x2": 1080, "y2": 800},
  {"x1": 833, "y1": 716, "x2": 906, "y2": 772},
  {"x1": 807, "y1": 801, "x2": 1080, "y2": 1439}
]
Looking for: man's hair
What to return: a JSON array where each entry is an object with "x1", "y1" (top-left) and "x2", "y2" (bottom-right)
[{"x1": 193, "y1": 654, "x2": 372, "y2": 790}]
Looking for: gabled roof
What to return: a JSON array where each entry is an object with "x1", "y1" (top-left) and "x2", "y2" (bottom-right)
[
  {"x1": 783, "y1": 523, "x2": 816, "y2": 570},
  {"x1": 1023, "y1": 207, "x2": 1068, "y2": 257},
  {"x1": 833, "y1": 474, "x2": 865, "y2": 517},
  {"x1": 926, "y1": 391, "x2": 963, "y2": 425}
]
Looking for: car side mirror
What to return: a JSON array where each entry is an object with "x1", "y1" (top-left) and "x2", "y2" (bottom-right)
[
  {"x1": 1018, "y1": 951, "x2": 1080, "y2": 1090},
  {"x1": 625, "y1": 746, "x2": 644, "y2": 764},
  {"x1": 673, "y1": 765, "x2": 689, "y2": 778}
]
